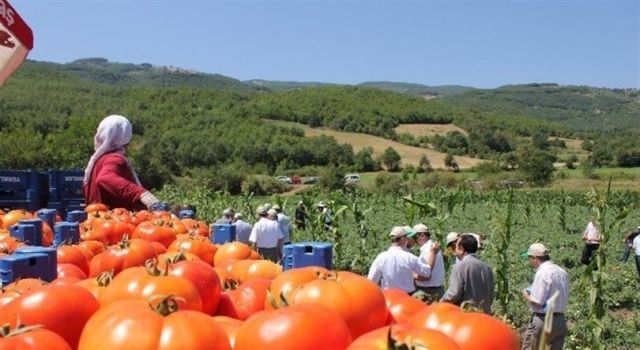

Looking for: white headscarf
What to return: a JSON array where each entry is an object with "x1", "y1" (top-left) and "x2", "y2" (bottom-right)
[{"x1": 83, "y1": 115, "x2": 141, "y2": 185}]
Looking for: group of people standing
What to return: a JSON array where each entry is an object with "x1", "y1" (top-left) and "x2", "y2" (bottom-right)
[
  {"x1": 367, "y1": 225, "x2": 570, "y2": 350},
  {"x1": 214, "y1": 204, "x2": 291, "y2": 263}
]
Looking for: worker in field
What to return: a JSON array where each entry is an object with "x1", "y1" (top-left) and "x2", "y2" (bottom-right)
[
  {"x1": 295, "y1": 200, "x2": 306, "y2": 230},
  {"x1": 581, "y1": 217, "x2": 601, "y2": 265},
  {"x1": 521, "y1": 243, "x2": 569, "y2": 350},
  {"x1": 272, "y1": 204, "x2": 292, "y2": 245},
  {"x1": 215, "y1": 207, "x2": 235, "y2": 224},
  {"x1": 367, "y1": 226, "x2": 440, "y2": 295},
  {"x1": 444, "y1": 232, "x2": 460, "y2": 261},
  {"x1": 632, "y1": 230, "x2": 640, "y2": 277},
  {"x1": 413, "y1": 224, "x2": 445, "y2": 303},
  {"x1": 232, "y1": 212, "x2": 252, "y2": 244},
  {"x1": 441, "y1": 234, "x2": 494, "y2": 314},
  {"x1": 317, "y1": 202, "x2": 333, "y2": 230},
  {"x1": 249, "y1": 205, "x2": 284, "y2": 263},
  {"x1": 620, "y1": 225, "x2": 640, "y2": 263},
  {"x1": 84, "y1": 114, "x2": 160, "y2": 211}
]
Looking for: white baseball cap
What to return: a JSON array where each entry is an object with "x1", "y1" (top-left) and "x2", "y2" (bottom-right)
[
  {"x1": 445, "y1": 232, "x2": 460, "y2": 246},
  {"x1": 389, "y1": 226, "x2": 407, "y2": 239},
  {"x1": 523, "y1": 243, "x2": 550, "y2": 257},
  {"x1": 413, "y1": 223, "x2": 429, "y2": 233}
]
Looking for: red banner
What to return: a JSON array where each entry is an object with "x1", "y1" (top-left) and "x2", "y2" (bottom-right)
[{"x1": 0, "y1": 0, "x2": 33, "y2": 86}]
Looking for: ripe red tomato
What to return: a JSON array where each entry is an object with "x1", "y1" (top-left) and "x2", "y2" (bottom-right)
[
  {"x1": 0, "y1": 278, "x2": 46, "y2": 306},
  {"x1": 57, "y1": 245, "x2": 91, "y2": 276},
  {"x1": 169, "y1": 260, "x2": 221, "y2": 315},
  {"x1": 215, "y1": 278, "x2": 271, "y2": 320},
  {"x1": 0, "y1": 326, "x2": 72, "y2": 350},
  {"x1": 227, "y1": 259, "x2": 282, "y2": 283},
  {"x1": 382, "y1": 288, "x2": 428, "y2": 324},
  {"x1": 85, "y1": 203, "x2": 108, "y2": 213},
  {"x1": 132, "y1": 220, "x2": 177, "y2": 247},
  {"x1": 57, "y1": 263, "x2": 88, "y2": 279},
  {"x1": 99, "y1": 262, "x2": 202, "y2": 311},
  {"x1": 286, "y1": 271, "x2": 388, "y2": 338},
  {"x1": 89, "y1": 237, "x2": 157, "y2": 277},
  {"x1": 409, "y1": 302, "x2": 520, "y2": 350},
  {"x1": 168, "y1": 235, "x2": 217, "y2": 265},
  {"x1": 78, "y1": 299, "x2": 231, "y2": 350},
  {"x1": 347, "y1": 323, "x2": 461, "y2": 350},
  {"x1": 234, "y1": 303, "x2": 352, "y2": 350},
  {"x1": 213, "y1": 242, "x2": 260, "y2": 267},
  {"x1": 181, "y1": 218, "x2": 209, "y2": 237},
  {"x1": 0, "y1": 285, "x2": 99, "y2": 349},
  {"x1": 212, "y1": 316, "x2": 243, "y2": 348},
  {"x1": 75, "y1": 271, "x2": 113, "y2": 300}
]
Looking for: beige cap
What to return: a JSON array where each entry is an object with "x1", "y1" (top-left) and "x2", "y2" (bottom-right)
[
  {"x1": 256, "y1": 205, "x2": 267, "y2": 215},
  {"x1": 389, "y1": 226, "x2": 407, "y2": 239},
  {"x1": 272, "y1": 204, "x2": 282, "y2": 211},
  {"x1": 525, "y1": 243, "x2": 549, "y2": 257},
  {"x1": 445, "y1": 232, "x2": 460, "y2": 246},
  {"x1": 223, "y1": 207, "x2": 234, "y2": 216},
  {"x1": 413, "y1": 223, "x2": 429, "y2": 233},
  {"x1": 234, "y1": 213, "x2": 242, "y2": 219}
]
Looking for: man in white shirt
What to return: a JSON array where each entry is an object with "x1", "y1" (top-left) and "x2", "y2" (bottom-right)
[
  {"x1": 581, "y1": 218, "x2": 601, "y2": 265},
  {"x1": 632, "y1": 233, "x2": 640, "y2": 277},
  {"x1": 413, "y1": 223, "x2": 445, "y2": 303},
  {"x1": 232, "y1": 213, "x2": 252, "y2": 244},
  {"x1": 249, "y1": 205, "x2": 284, "y2": 263},
  {"x1": 272, "y1": 204, "x2": 292, "y2": 244},
  {"x1": 522, "y1": 243, "x2": 570, "y2": 350},
  {"x1": 367, "y1": 226, "x2": 439, "y2": 294}
]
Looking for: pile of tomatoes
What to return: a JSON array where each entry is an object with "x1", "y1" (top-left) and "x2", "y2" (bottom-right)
[{"x1": 0, "y1": 205, "x2": 519, "y2": 349}]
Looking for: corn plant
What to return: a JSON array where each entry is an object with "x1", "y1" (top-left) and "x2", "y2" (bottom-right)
[{"x1": 491, "y1": 189, "x2": 515, "y2": 318}]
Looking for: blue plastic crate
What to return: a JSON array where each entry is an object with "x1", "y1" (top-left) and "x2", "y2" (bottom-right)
[
  {"x1": 14, "y1": 246, "x2": 57, "y2": 282},
  {"x1": 37, "y1": 209, "x2": 58, "y2": 231},
  {"x1": 0, "y1": 253, "x2": 53, "y2": 284},
  {"x1": 282, "y1": 242, "x2": 333, "y2": 271},
  {"x1": 212, "y1": 224, "x2": 236, "y2": 244},
  {"x1": 0, "y1": 170, "x2": 46, "y2": 202},
  {"x1": 66, "y1": 210, "x2": 87, "y2": 223},
  {"x1": 48, "y1": 200, "x2": 85, "y2": 216},
  {"x1": 10, "y1": 219, "x2": 44, "y2": 246},
  {"x1": 179, "y1": 209, "x2": 196, "y2": 219},
  {"x1": 53, "y1": 222, "x2": 80, "y2": 245},
  {"x1": 48, "y1": 170, "x2": 84, "y2": 201}
]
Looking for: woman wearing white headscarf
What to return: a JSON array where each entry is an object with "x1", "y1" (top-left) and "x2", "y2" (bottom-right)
[{"x1": 83, "y1": 115, "x2": 159, "y2": 211}]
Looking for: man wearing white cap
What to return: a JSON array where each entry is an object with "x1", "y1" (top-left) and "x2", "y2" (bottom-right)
[
  {"x1": 273, "y1": 204, "x2": 292, "y2": 244},
  {"x1": 521, "y1": 243, "x2": 569, "y2": 350},
  {"x1": 367, "y1": 226, "x2": 440, "y2": 294},
  {"x1": 249, "y1": 205, "x2": 284, "y2": 263},
  {"x1": 232, "y1": 212, "x2": 252, "y2": 244},
  {"x1": 441, "y1": 234, "x2": 494, "y2": 314},
  {"x1": 215, "y1": 207, "x2": 235, "y2": 225},
  {"x1": 413, "y1": 224, "x2": 445, "y2": 302}
]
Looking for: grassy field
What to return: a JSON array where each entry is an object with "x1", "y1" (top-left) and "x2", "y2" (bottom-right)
[
  {"x1": 394, "y1": 123, "x2": 468, "y2": 137},
  {"x1": 265, "y1": 120, "x2": 484, "y2": 169}
]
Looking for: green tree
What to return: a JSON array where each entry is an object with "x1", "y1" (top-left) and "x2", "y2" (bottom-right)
[
  {"x1": 444, "y1": 153, "x2": 458, "y2": 171},
  {"x1": 354, "y1": 147, "x2": 380, "y2": 172},
  {"x1": 566, "y1": 154, "x2": 578, "y2": 169},
  {"x1": 380, "y1": 147, "x2": 402, "y2": 172},
  {"x1": 419, "y1": 155, "x2": 432, "y2": 173},
  {"x1": 517, "y1": 148, "x2": 555, "y2": 184}
]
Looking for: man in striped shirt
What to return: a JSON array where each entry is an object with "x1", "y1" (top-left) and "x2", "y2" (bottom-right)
[{"x1": 521, "y1": 243, "x2": 570, "y2": 350}]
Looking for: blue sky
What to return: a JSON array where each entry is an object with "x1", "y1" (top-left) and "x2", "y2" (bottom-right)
[{"x1": 11, "y1": 0, "x2": 640, "y2": 88}]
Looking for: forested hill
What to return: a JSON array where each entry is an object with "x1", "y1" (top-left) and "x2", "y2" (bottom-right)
[
  {"x1": 26, "y1": 58, "x2": 263, "y2": 95},
  {"x1": 358, "y1": 81, "x2": 475, "y2": 97},
  {"x1": 445, "y1": 84, "x2": 640, "y2": 132}
]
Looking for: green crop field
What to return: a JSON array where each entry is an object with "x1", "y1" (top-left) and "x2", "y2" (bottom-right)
[{"x1": 158, "y1": 185, "x2": 640, "y2": 350}]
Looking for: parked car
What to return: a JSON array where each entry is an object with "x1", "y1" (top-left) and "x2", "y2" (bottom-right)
[
  {"x1": 343, "y1": 174, "x2": 360, "y2": 184},
  {"x1": 302, "y1": 176, "x2": 319, "y2": 184},
  {"x1": 275, "y1": 175, "x2": 293, "y2": 184}
]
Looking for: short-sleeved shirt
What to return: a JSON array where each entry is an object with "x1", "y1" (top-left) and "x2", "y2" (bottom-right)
[
  {"x1": 277, "y1": 213, "x2": 291, "y2": 242},
  {"x1": 529, "y1": 261, "x2": 570, "y2": 314},
  {"x1": 249, "y1": 217, "x2": 283, "y2": 248},
  {"x1": 583, "y1": 222, "x2": 600, "y2": 244},
  {"x1": 232, "y1": 219, "x2": 253, "y2": 244},
  {"x1": 367, "y1": 246, "x2": 432, "y2": 293},
  {"x1": 633, "y1": 235, "x2": 640, "y2": 256},
  {"x1": 416, "y1": 240, "x2": 445, "y2": 287}
]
